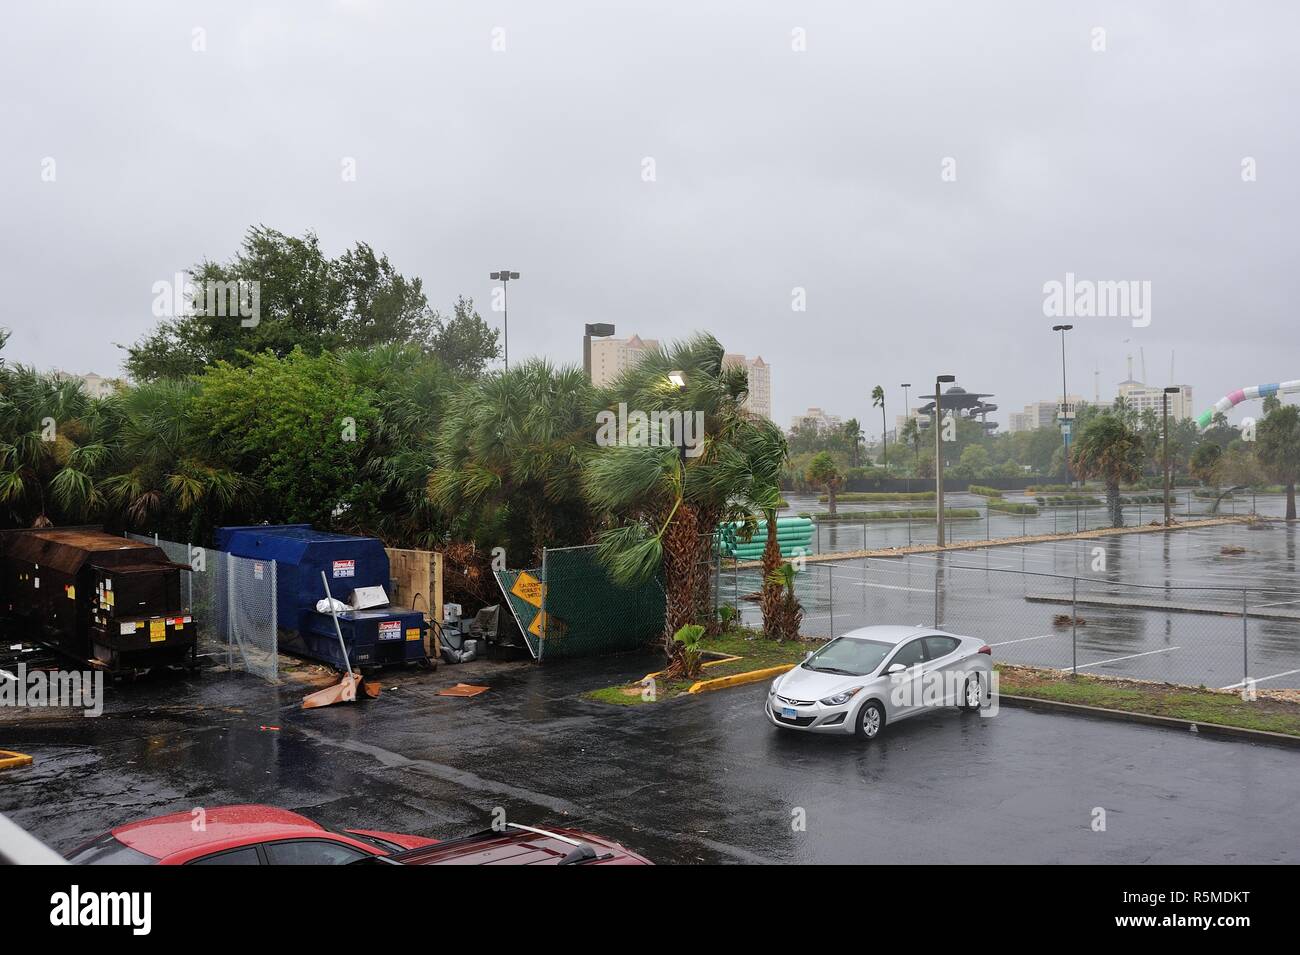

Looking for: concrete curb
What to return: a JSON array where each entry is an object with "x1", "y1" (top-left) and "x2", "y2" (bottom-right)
[
  {"x1": 637, "y1": 653, "x2": 742, "y2": 686},
  {"x1": 999, "y1": 694, "x2": 1300, "y2": 749},
  {"x1": 0, "y1": 750, "x2": 33, "y2": 771},
  {"x1": 687, "y1": 663, "x2": 795, "y2": 695}
]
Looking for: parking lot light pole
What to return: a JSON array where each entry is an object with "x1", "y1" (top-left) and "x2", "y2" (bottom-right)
[
  {"x1": 1162, "y1": 386, "x2": 1179, "y2": 525},
  {"x1": 1052, "y1": 324, "x2": 1074, "y2": 486},
  {"x1": 668, "y1": 371, "x2": 688, "y2": 469},
  {"x1": 583, "y1": 323, "x2": 616, "y2": 382},
  {"x1": 934, "y1": 374, "x2": 956, "y2": 546},
  {"x1": 901, "y1": 383, "x2": 912, "y2": 494},
  {"x1": 490, "y1": 270, "x2": 520, "y2": 370}
]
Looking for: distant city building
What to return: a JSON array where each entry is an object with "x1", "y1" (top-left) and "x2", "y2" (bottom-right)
[
  {"x1": 790, "y1": 407, "x2": 843, "y2": 433},
  {"x1": 589, "y1": 336, "x2": 772, "y2": 419},
  {"x1": 1008, "y1": 396, "x2": 1084, "y2": 433},
  {"x1": 722, "y1": 353, "x2": 771, "y2": 420},
  {"x1": 589, "y1": 334, "x2": 660, "y2": 387},
  {"x1": 1117, "y1": 381, "x2": 1193, "y2": 420},
  {"x1": 51, "y1": 371, "x2": 122, "y2": 399}
]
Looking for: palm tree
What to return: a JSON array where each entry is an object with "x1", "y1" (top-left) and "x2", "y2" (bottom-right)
[
  {"x1": 1070, "y1": 414, "x2": 1145, "y2": 527},
  {"x1": 843, "y1": 418, "x2": 863, "y2": 468},
  {"x1": 871, "y1": 385, "x2": 887, "y2": 467},
  {"x1": 1257, "y1": 404, "x2": 1300, "y2": 520},
  {"x1": 585, "y1": 334, "x2": 756, "y2": 672},
  {"x1": 706, "y1": 415, "x2": 789, "y2": 640},
  {"x1": 99, "y1": 378, "x2": 252, "y2": 540},
  {"x1": 429, "y1": 358, "x2": 596, "y2": 563},
  {"x1": 806, "y1": 451, "x2": 843, "y2": 518},
  {"x1": 0, "y1": 366, "x2": 112, "y2": 527}
]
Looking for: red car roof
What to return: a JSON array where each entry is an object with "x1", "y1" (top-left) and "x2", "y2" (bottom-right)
[{"x1": 112, "y1": 805, "x2": 326, "y2": 858}]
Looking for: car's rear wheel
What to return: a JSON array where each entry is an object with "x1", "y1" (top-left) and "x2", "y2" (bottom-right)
[
  {"x1": 855, "y1": 700, "x2": 884, "y2": 740},
  {"x1": 959, "y1": 673, "x2": 982, "y2": 712}
]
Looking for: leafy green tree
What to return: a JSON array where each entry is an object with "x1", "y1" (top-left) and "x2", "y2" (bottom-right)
[
  {"x1": 337, "y1": 344, "x2": 449, "y2": 548},
  {"x1": 806, "y1": 451, "x2": 843, "y2": 517},
  {"x1": 427, "y1": 296, "x2": 501, "y2": 377},
  {"x1": 1257, "y1": 404, "x2": 1300, "y2": 520},
  {"x1": 1070, "y1": 415, "x2": 1145, "y2": 527},
  {"x1": 125, "y1": 226, "x2": 491, "y2": 380},
  {"x1": 1190, "y1": 442, "x2": 1223, "y2": 488},
  {"x1": 191, "y1": 349, "x2": 375, "y2": 527}
]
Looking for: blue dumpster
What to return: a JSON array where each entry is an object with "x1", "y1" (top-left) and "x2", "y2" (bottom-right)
[{"x1": 215, "y1": 525, "x2": 428, "y2": 669}]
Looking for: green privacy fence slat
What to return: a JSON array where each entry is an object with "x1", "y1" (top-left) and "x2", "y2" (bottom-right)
[{"x1": 536, "y1": 545, "x2": 665, "y2": 662}]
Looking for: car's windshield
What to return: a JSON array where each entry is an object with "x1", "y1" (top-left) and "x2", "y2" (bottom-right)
[{"x1": 803, "y1": 637, "x2": 893, "y2": 677}]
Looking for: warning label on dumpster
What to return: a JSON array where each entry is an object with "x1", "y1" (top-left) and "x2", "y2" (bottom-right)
[
  {"x1": 378, "y1": 620, "x2": 401, "y2": 641},
  {"x1": 332, "y1": 559, "x2": 355, "y2": 578},
  {"x1": 511, "y1": 571, "x2": 544, "y2": 608}
]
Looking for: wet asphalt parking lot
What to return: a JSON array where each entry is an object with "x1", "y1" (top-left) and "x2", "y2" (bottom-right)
[{"x1": 3, "y1": 647, "x2": 1299, "y2": 864}]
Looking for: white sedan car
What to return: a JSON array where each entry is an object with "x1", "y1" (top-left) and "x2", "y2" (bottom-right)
[{"x1": 767, "y1": 625, "x2": 992, "y2": 740}]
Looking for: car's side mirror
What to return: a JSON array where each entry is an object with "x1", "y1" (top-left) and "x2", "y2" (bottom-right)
[{"x1": 885, "y1": 663, "x2": 907, "y2": 676}]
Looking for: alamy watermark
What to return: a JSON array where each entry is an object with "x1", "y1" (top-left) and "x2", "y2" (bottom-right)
[
  {"x1": 0, "y1": 664, "x2": 103, "y2": 717},
  {"x1": 595, "y1": 403, "x2": 706, "y2": 458},
  {"x1": 151, "y1": 272, "x2": 260, "y2": 327},
  {"x1": 1042, "y1": 272, "x2": 1150, "y2": 328}
]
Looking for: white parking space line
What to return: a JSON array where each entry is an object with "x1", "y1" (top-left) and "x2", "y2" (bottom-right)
[
  {"x1": 1073, "y1": 646, "x2": 1180, "y2": 670},
  {"x1": 989, "y1": 633, "x2": 1056, "y2": 647},
  {"x1": 841, "y1": 580, "x2": 944, "y2": 594},
  {"x1": 1221, "y1": 667, "x2": 1300, "y2": 690}
]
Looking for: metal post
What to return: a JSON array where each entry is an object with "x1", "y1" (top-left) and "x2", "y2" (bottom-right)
[
  {"x1": 1071, "y1": 577, "x2": 1078, "y2": 675},
  {"x1": 933, "y1": 569, "x2": 939, "y2": 628},
  {"x1": 270, "y1": 561, "x2": 278, "y2": 682},
  {"x1": 986, "y1": 502, "x2": 990, "y2": 541},
  {"x1": 733, "y1": 557, "x2": 738, "y2": 611},
  {"x1": 828, "y1": 566, "x2": 834, "y2": 637},
  {"x1": 1243, "y1": 587, "x2": 1248, "y2": 686},
  {"x1": 539, "y1": 547, "x2": 548, "y2": 663}
]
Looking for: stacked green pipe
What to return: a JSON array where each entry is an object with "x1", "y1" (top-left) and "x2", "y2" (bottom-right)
[{"x1": 718, "y1": 516, "x2": 815, "y2": 559}]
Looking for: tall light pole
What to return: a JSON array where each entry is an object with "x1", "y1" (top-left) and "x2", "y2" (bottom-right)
[
  {"x1": 901, "y1": 383, "x2": 912, "y2": 494},
  {"x1": 490, "y1": 270, "x2": 520, "y2": 370},
  {"x1": 583, "y1": 323, "x2": 616, "y2": 382},
  {"x1": 1052, "y1": 324, "x2": 1074, "y2": 485},
  {"x1": 934, "y1": 374, "x2": 956, "y2": 546},
  {"x1": 668, "y1": 371, "x2": 688, "y2": 469},
  {"x1": 1162, "y1": 386, "x2": 1180, "y2": 526}
]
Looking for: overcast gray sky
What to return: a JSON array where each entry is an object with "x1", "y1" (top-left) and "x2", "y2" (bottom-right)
[{"x1": 2, "y1": 1, "x2": 1297, "y2": 433}]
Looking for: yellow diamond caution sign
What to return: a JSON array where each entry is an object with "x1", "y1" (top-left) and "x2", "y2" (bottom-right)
[
  {"x1": 528, "y1": 611, "x2": 566, "y2": 640},
  {"x1": 511, "y1": 571, "x2": 544, "y2": 609}
]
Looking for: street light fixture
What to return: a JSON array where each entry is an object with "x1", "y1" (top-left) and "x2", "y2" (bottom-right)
[
  {"x1": 583, "y1": 323, "x2": 616, "y2": 382},
  {"x1": 1052, "y1": 324, "x2": 1074, "y2": 485},
  {"x1": 935, "y1": 374, "x2": 956, "y2": 546},
  {"x1": 668, "y1": 371, "x2": 688, "y2": 468},
  {"x1": 1163, "y1": 386, "x2": 1180, "y2": 525},
  {"x1": 489, "y1": 270, "x2": 520, "y2": 370}
]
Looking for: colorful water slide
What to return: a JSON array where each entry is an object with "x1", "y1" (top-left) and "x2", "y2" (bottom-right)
[{"x1": 1197, "y1": 380, "x2": 1300, "y2": 428}]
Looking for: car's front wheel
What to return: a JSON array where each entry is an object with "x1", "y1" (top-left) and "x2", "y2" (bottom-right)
[
  {"x1": 959, "y1": 673, "x2": 982, "y2": 712},
  {"x1": 855, "y1": 700, "x2": 885, "y2": 740}
]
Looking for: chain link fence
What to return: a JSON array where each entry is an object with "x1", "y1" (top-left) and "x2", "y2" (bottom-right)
[
  {"x1": 128, "y1": 534, "x2": 279, "y2": 683},
  {"x1": 797, "y1": 488, "x2": 1274, "y2": 556},
  {"x1": 495, "y1": 544, "x2": 674, "y2": 662},
  {"x1": 720, "y1": 548, "x2": 1300, "y2": 691}
]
